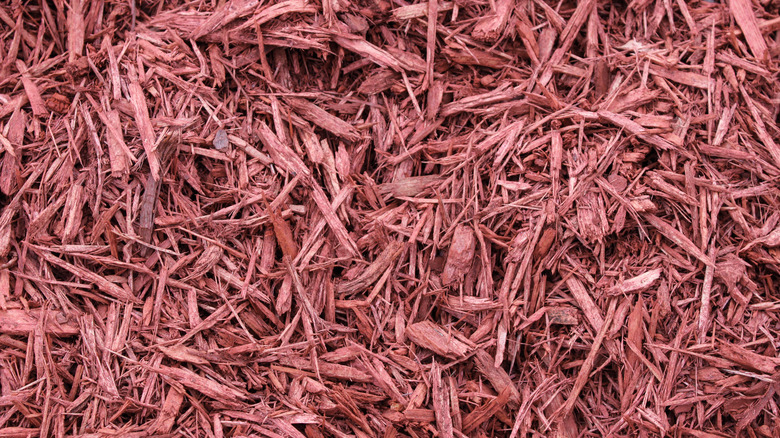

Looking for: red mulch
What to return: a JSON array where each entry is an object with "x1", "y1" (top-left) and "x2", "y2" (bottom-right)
[{"x1": 1, "y1": 0, "x2": 779, "y2": 437}]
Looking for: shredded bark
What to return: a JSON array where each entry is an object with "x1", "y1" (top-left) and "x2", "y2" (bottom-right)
[{"x1": 0, "y1": 0, "x2": 779, "y2": 436}]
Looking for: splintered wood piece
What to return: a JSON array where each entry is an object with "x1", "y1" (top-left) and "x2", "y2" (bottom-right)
[
  {"x1": 431, "y1": 363, "x2": 454, "y2": 438},
  {"x1": 624, "y1": 297, "x2": 649, "y2": 396},
  {"x1": 127, "y1": 63, "x2": 161, "y2": 180},
  {"x1": 268, "y1": 204, "x2": 298, "y2": 260},
  {"x1": 406, "y1": 321, "x2": 472, "y2": 358},
  {"x1": 15, "y1": 61, "x2": 47, "y2": 117},
  {"x1": 339, "y1": 241, "x2": 403, "y2": 294},
  {"x1": 333, "y1": 34, "x2": 423, "y2": 73},
  {"x1": 158, "y1": 344, "x2": 209, "y2": 365},
  {"x1": 155, "y1": 365, "x2": 248, "y2": 402},
  {"x1": 287, "y1": 98, "x2": 360, "y2": 142},
  {"x1": 546, "y1": 306, "x2": 579, "y2": 325},
  {"x1": 0, "y1": 309, "x2": 79, "y2": 335},
  {"x1": 472, "y1": 0, "x2": 514, "y2": 43},
  {"x1": 462, "y1": 386, "x2": 512, "y2": 434},
  {"x1": 474, "y1": 349, "x2": 521, "y2": 405},
  {"x1": 0, "y1": 166, "x2": 43, "y2": 257},
  {"x1": 67, "y1": 0, "x2": 85, "y2": 63},
  {"x1": 648, "y1": 65, "x2": 710, "y2": 90},
  {"x1": 62, "y1": 180, "x2": 84, "y2": 243},
  {"x1": 38, "y1": 251, "x2": 138, "y2": 302},
  {"x1": 0, "y1": 427, "x2": 42, "y2": 437},
  {"x1": 276, "y1": 356, "x2": 372, "y2": 382},
  {"x1": 716, "y1": 341, "x2": 780, "y2": 374},
  {"x1": 598, "y1": 111, "x2": 677, "y2": 151},
  {"x1": 557, "y1": 299, "x2": 616, "y2": 420},
  {"x1": 565, "y1": 276, "x2": 605, "y2": 333},
  {"x1": 539, "y1": 0, "x2": 596, "y2": 85},
  {"x1": 256, "y1": 121, "x2": 358, "y2": 256},
  {"x1": 607, "y1": 269, "x2": 662, "y2": 295},
  {"x1": 0, "y1": 108, "x2": 24, "y2": 196},
  {"x1": 154, "y1": 386, "x2": 184, "y2": 434},
  {"x1": 189, "y1": 0, "x2": 262, "y2": 39},
  {"x1": 378, "y1": 175, "x2": 441, "y2": 198},
  {"x1": 79, "y1": 315, "x2": 121, "y2": 398},
  {"x1": 393, "y1": 2, "x2": 454, "y2": 20},
  {"x1": 138, "y1": 174, "x2": 160, "y2": 252},
  {"x1": 729, "y1": 0, "x2": 768, "y2": 60},
  {"x1": 104, "y1": 108, "x2": 131, "y2": 177},
  {"x1": 739, "y1": 83, "x2": 780, "y2": 169},
  {"x1": 645, "y1": 214, "x2": 712, "y2": 266},
  {"x1": 441, "y1": 224, "x2": 476, "y2": 285}
]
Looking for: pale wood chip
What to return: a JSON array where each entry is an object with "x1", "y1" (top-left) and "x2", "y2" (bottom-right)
[{"x1": 406, "y1": 321, "x2": 471, "y2": 358}]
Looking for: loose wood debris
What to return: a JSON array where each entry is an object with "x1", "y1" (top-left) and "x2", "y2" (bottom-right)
[{"x1": 0, "y1": 0, "x2": 779, "y2": 437}]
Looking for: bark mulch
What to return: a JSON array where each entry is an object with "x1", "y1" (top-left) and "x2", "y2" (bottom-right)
[{"x1": 1, "y1": 0, "x2": 780, "y2": 437}]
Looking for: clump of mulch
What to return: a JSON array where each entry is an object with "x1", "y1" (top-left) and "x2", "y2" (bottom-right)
[{"x1": 1, "y1": 0, "x2": 779, "y2": 436}]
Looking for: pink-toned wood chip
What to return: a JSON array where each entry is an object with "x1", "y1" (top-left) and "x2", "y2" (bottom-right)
[
  {"x1": 0, "y1": 108, "x2": 24, "y2": 196},
  {"x1": 546, "y1": 306, "x2": 579, "y2": 325},
  {"x1": 566, "y1": 276, "x2": 605, "y2": 333},
  {"x1": 287, "y1": 98, "x2": 359, "y2": 142},
  {"x1": 15, "y1": 61, "x2": 47, "y2": 117},
  {"x1": 472, "y1": 0, "x2": 514, "y2": 43},
  {"x1": 156, "y1": 364, "x2": 248, "y2": 402},
  {"x1": 645, "y1": 214, "x2": 712, "y2": 266},
  {"x1": 474, "y1": 349, "x2": 521, "y2": 405},
  {"x1": 0, "y1": 308, "x2": 79, "y2": 336},
  {"x1": 431, "y1": 363, "x2": 454, "y2": 438},
  {"x1": 717, "y1": 341, "x2": 780, "y2": 374},
  {"x1": 441, "y1": 224, "x2": 476, "y2": 285},
  {"x1": 462, "y1": 386, "x2": 512, "y2": 434},
  {"x1": 339, "y1": 241, "x2": 403, "y2": 294},
  {"x1": 39, "y1": 250, "x2": 138, "y2": 303},
  {"x1": 729, "y1": 0, "x2": 768, "y2": 60},
  {"x1": 277, "y1": 356, "x2": 372, "y2": 382},
  {"x1": 67, "y1": 0, "x2": 85, "y2": 63},
  {"x1": 406, "y1": 321, "x2": 472, "y2": 358},
  {"x1": 608, "y1": 269, "x2": 662, "y2": 295},
  {"x1": 155, "y1": 386, "x2": 184, "y2": 434},
  {"x1": 127, "y1": 63, "x2": 161, "y2": 180}
]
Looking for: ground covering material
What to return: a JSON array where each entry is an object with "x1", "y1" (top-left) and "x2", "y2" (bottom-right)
[{"x1": 1, "y1": 0, "x2": 780, "y2": 436}]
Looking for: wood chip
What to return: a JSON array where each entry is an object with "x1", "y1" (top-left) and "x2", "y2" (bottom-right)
[
  {"x1": 406, "y1": 321, "x2": 472, "y2": 358},
  {"x1": 729, "y1": 0, "x2": 768, "y2": 60},
  {"x1": 441, "y1": 224, "x2": 477, "y2": 285}
]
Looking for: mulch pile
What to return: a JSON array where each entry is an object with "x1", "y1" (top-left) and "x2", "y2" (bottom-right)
[{"x1": 1, "y1": 0, "x2": 779, "y2": 436}]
